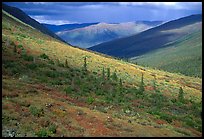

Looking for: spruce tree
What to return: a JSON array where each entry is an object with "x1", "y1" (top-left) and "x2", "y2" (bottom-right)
[
  {"x1": 153, "y1": 75, "x2": 157, "y2": 92},
  {"x1": 178, "y1": 87, "x2": 184, "y2": 102},
  {"x1": 83, "y1": 57, "x2": 87, "y2": 71},
  {"x1": 107, "y1": 68, "x2": 110, "y2": 80},
  {"x1": 139, "y1": 73, "x2": 145, "y2": 93},
  {"x1": 119, "y1": 78, "x2": 122, "y2": 87},
  {"x1": 112, "y1": 70, "x2": 118, "y2": 81},
  {"x1": 65, "y1": 59, "x2": 68, "y2": 68},
  {"x1": 102, "y1": 67, "x2": 105, "y2": 79}
]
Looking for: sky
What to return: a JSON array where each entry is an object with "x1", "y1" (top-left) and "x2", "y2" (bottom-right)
[{"x1": 4, "y1": 2, "x2": 202, "y2": 25}]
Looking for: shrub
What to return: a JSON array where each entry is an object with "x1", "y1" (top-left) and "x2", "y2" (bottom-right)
[
  {"x1": 27, "y1": 63, "x2": 38, "y2": 70},
  {"x1": 48, "y1": 59, "x2": 55, "y2": 65},
  {"x1": 48, "y1": 124, "x2": 57, "y2": 134},
  {"x1": 17, "y1": 44, "x2": 23, "y2": 48},
  {"x1": 29, "y1": 106, "x2": 43, "y2": 117},
  {"x1": 46, "y1": 71, "x2": 60, "y2": 78},
  {"x1": 22, "y1": 54, "x2": 34, "y2": 61},
  {"x1": 35, "y1": 128, "x2": 49, "y2": 137},
  {"x1": 86, "y1": 97, "x2": 94, "y2": 104},
  {"x1": 40, "y1": 53, "x2": 49, "y2": 60},
  {"x1": 64, "y1": 86, "x2": 72, "y2": 95}
]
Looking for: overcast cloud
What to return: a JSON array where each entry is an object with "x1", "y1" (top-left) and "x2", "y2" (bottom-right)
[{"x1": 4, "y1": 2, "x2": 202, "y2": 25}]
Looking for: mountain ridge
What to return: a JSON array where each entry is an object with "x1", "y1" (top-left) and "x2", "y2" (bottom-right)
[
  {"x1": 89, "y1": 14, "x2": 202, "y2": 58},
  {"x1": 2, "y1": 3, "x2": 67, "y2": 44}
]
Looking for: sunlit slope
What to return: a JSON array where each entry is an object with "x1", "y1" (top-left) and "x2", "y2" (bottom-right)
[
  {"x1": 2, "y1": 9, "x2": 202, "y2": 104},
  {"x1": 131, "y1": 30, "x2": 202, "y2": 78}
]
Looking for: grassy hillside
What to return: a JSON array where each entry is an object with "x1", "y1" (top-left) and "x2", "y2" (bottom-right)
[
  {"x1": 89, "y1": 14, "x2": 202, "y2": 58},
  {"x1": 131, "y1": 30, "x2": 202, "y2": 78},
  {"x1": 2, "y1": 10, "x2": 202, "y2": 137}
]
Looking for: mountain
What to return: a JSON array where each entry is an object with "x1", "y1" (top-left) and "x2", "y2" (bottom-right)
[
  {"x1": 42, "y1": 23, "x2": 99, "y2": 33},
  {"x1": 2, "y1": 8, "x2": 202, "y2": 137},
  {"x1": 130, "y1": 30, "x2": 202, "y2": 78},
  {"x1": 56, "y1": 21, "x2": 163, "y2": 48},
  {"x1": 2, "y1": 3, "x2": 66, "y2": 43},
  {"x1": 89, "y1": 14, "x2": 202, "y2": 58}
]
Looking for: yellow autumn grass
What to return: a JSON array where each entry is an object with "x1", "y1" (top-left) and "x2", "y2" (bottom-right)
[{"x1": 2, "y1": 10, "x2": 202, "y2": 103}]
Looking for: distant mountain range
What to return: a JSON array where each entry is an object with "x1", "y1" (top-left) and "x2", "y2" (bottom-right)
[
  {"x1": 89, "y1": 14, "x2": 202, "y2": 58},
  {"x1": 54, "y1": 21, "x2": 163, "y2": 48},
  {"x1": 42, "y1": 23, "x2": 99, "y2": 33},
  {"x1": 2, "y1": 3, "x2": 66, "y2": 44}
]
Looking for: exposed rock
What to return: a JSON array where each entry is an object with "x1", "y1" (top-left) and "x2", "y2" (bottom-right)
[{"x1": 45, "y1": 103, "x2": 53, "y2": 108}]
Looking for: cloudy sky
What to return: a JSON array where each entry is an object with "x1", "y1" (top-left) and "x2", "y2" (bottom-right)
[{"x1": 4, "y1": 2, "x2": 202, "y2": 25}]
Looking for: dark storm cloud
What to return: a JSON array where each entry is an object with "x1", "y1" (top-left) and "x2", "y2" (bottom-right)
[{"x1": 3, "y1": 2, "x2": 202, "y2": 25}]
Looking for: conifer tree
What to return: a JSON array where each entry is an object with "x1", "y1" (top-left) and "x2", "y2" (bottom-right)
[
  {"x1": 102, "y1": 67, "x2": 105, "y2": 79},
  {"x1": 119, "y1": 78, "x2": 122, "y2": 87},
  {"x1": 153, "y1": 75, "x2": 157, "y2": 92},
  {"x1": 65, "y1": 59, "x2": 68, "y2": 68},
  {"x1": 139, "y1": 73, "x2": 145, "y2": 93},
  {"x1": 178, "y1": 87, "x2": 184, "y2": 102},
  {"x1": 112, "y1": 70, "x2": 118, "y2": 81},
  {"x1": 83, "y1": 57, "x2": 87, "y2": 71},
  {"x1": 107, "y1": 68, "x2": 110, "y2": 80}
]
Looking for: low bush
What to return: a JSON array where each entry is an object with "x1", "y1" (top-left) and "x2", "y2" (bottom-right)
[
  {"x1": 48, "y1": 124, "x2": 57, "y2": 134},
  {"x1": 86, "y1": 97, "x2": 94, "y2": 104},
  {"x1": 29, "y1": 106, "x2": 43, "y2": 117},
  {"x1": 35, "y1": 128, "x2": 49, "y2": 137},
  {"x1": 26, "y1": 63, "x2": 38, "y2": 70},
  {"x1": 40, "y1": 53, "x2": 49, "y2": 60},
  {"x1": 21, "y1": 54, "x2": 34, "y2": 61}
]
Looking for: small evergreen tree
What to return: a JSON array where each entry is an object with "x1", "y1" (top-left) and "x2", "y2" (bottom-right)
[
  {"x1": 119, "y1": 78, "x2": 122, "y2": 88},
  {"x1": 139, "y1": 73, "x2": 145, "y2": 93},
  {"x1": 83, "y1": 57, "x2": 87, "y2": 71},
  {"x1": 65, "y1": 59, "x2": 68, "y2": 68},
  {"x1": 112, "y1": 70, "x2": 118, "y2": 81},
  {"x1": 107, "y1": 68, "x2": 110, "y2": 80},
  {"x1": 102, "y1": 67, "x2": 105, "y2": 79},
  {"x1": 178, "y1": 87, "x2": 184, "y2": 102}
]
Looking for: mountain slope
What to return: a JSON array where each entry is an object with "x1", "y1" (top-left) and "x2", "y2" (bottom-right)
[
  {"x1": 2, "y1": 9, "x2": 202, "y2": 137},
  {"x1": 130, "y1": 30, "x2": 202, "y2": 78},
  {"x1": 42, "y1": 23, "x2": 99, "y2": 33},
  {"x1": 2, "y1": 3, "x2": 66, "y2": 43},
  {"x1": 89, "y1": 14, "x2": 202, "y2": 58},
  {"x1": 56, "y1": 21, "x2": 162, "y2": 48}
]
